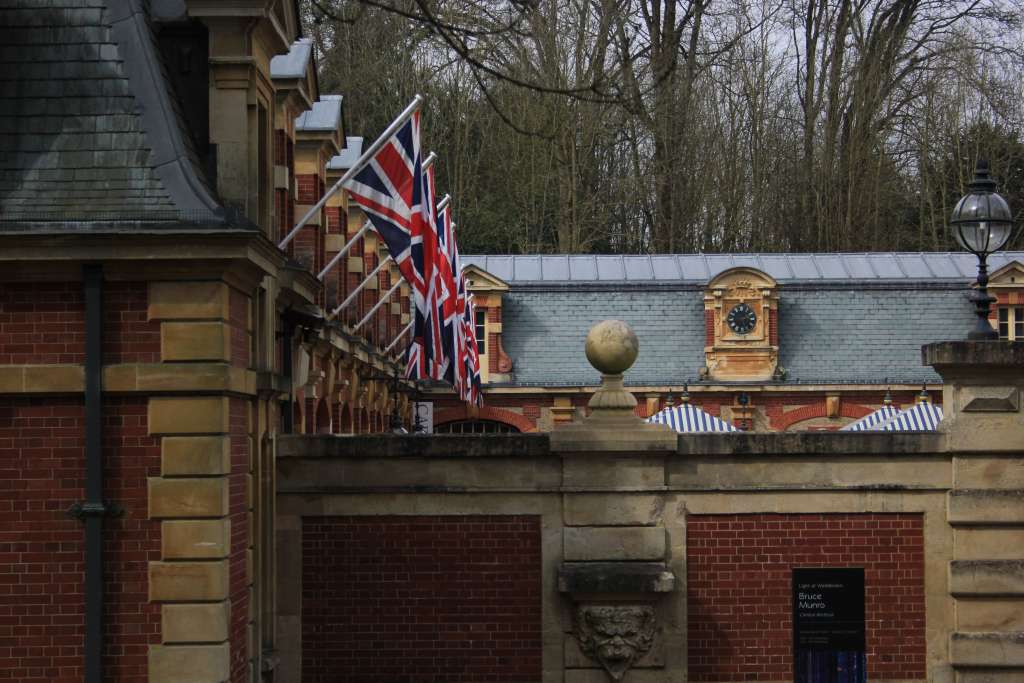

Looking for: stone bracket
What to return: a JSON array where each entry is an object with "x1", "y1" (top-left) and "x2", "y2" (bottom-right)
[{"x1": 558, "y1": 562, "x2": 676, "y2": 595}]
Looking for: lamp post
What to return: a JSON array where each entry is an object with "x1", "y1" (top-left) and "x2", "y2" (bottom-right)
[{"x1": 950, "y1": 159, "x2": 1015, "y2": 340}]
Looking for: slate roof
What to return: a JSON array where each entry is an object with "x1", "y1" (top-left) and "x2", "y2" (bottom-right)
[
  {"x1": 463, "y1": 252, "x2": 1024, "y2": 284},
  {"x1": 473, "y1": 252, "x2": 1024, "y2": 387},
  {"x1": 328, "y1": 137, "x2": 364, "y2": 171},
  {"x1": 270, "y1": 38, "x2": 313, "y2": 79},
  {"x1": 296, "y1": 95, "x2": 343, "y2": 133},
  {"x1": 0, "y1": 0, "x2": 222, "y2": 225}
]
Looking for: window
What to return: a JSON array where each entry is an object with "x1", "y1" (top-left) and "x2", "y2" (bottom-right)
[
  {"x1": 475, "y1": 309, "x2": 486, "y2": 354},
  {"x1": 998, "y1": 306, "x2": 1024, "y2": 340},
  {"x1": 435, "y1": 419, "x2": 519, "y2": 434}
]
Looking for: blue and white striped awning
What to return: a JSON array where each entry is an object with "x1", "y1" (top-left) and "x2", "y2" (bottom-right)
[
  {"x1": 840, "y1": 405, "x2": 901, "y2": 431},
  {"x1": 877, "y1": 402, "x2": 944, "y2": 431},
  {"x1": 646, "y1": 404, "x2": 738, "y2": 433}
]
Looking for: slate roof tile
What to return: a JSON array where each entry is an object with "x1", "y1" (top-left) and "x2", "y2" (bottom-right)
[
  {"x1": 485, "y1": 253, "x2": 1023, "y2": 387},
  {"x1": 0, "y1": 1, "x2": 221, "y2": 223}
]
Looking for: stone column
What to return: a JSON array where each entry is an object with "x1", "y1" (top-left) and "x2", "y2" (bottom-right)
[
  {"x1": 924, "y1": 342, "x2": 1024, "y2": 679},
  {"x1": 553, "y1": 321, "x2": 680, "y2": 682}
]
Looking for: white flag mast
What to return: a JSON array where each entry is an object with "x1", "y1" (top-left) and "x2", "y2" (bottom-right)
[{"x1": 279, "y1": 94, "x2": 424, "y2": 250}]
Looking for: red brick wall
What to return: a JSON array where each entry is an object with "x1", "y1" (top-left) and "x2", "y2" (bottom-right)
[
  {"x1": 0, "y1": 281, "x2": 160, "y2": 366},
  {"x1": 687, "y1": 513, "x2": 926, "y2": 681},
  {"x1": 104, "y1": 283, "x2": 161, "y2": 365},
  {"x1": 0, "y1": 397, "x2": 160, "y2": 683},
  {"x1": 302, "y1": 515, "x2": 542, "y2": 682},
  {"x1": 704, "y1": 309, "x2": 715, "y2": 346},
  {"x1": 0, "y1": 283, "x2": 84, "y2": 364}
]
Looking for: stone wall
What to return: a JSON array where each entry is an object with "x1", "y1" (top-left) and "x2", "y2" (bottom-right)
[{"x1": 275, "y1": 342, "x2": 1024, "y2": 683}]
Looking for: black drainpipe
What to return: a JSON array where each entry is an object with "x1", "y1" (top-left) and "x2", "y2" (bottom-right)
[
  {"x1": 70, "y1": 265, "x2": 108, "y2": 683},
  {"x1": 281, "y1": 316, "x2": 295, "y2": 433}
]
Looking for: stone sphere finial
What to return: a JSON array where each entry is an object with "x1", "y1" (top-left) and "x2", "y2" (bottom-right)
[{"x1": 585, "y1": 320, "x2": 639, "y2": 375}]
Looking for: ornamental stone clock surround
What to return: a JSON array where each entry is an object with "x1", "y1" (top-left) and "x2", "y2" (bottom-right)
[{"x1": 703, "y1": 267, "x2": 780, "y2": 381}]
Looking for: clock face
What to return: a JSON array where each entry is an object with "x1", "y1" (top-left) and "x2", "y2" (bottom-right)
[{"x1": 726, "y1": 303, "x2": 757, "y2": 334}]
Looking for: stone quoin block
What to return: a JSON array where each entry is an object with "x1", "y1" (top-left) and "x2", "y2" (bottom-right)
[
  {"x1": 148, "y1": 281, "x2": 230, "y2": 321},
  {"x1": 563, "y1": 526, "x2": 667, "y2": 561},
  {"x1": 161, "y1": 518, "x2": 231, "y2": 559},
  {"x1": 949, "y1": 489, "x2": 1024, "y2": 525},
  {"x1": 161, "y1": 602, "x2": 230, "y2": 643},
  {"x1": 148, "y1": 477, "x2": 229, "y2": 518},
  {"x1": 950, "y1": 560, "x2": 1024, "y2": 596},
  {"x1": 957, "y1": 671, "x2": 1024, "y2": 683},
  {"x1": 955, "y1": 528, "x2": 1024, "y2": 560},
  {"x1": 149, "y1": 560, "x2": 229, "y2": 601},
  {"x1": 148, "y1": 396, "x2": 230, "y2": 435},
  {"x1": 949, "y1": 631, "x2": 1024, "y2": 667},
  {"x1": 957, "y1": 599, "x2": 1024, "y2": 631},
  {"x1": 149, "y1": 643, "x2": 230, "y2": 683},
  {"x1": 161, "y1": 436, "x2": 231, "y2": 476},
  {"x1": 564, "y1": 494, "x2": 665, "y2": 526},
  {"x1": 160, "y1": 321, "x2": 231, "y2": 362},
  {"x1": 955, "y1": 457, "x2": 1024, "y2": 489}
]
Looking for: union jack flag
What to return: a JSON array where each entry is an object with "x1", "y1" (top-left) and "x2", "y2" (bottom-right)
[
  {"x1": 463, "y1": 294, "x2": 482, "y2": 405},
  {"x1": 346, "y1": 111, "x2": 443, "y2": 380}
]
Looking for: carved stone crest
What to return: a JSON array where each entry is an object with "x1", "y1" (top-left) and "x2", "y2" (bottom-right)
[{"x1": 575, "y1": 605, "x2": 656, "y2": 680}]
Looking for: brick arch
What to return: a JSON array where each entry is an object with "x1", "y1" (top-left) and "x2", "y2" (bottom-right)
[
  {"x1": 315, "y1": 399, "x2": 331, "y2": 434},
  {"x1": 434, "y1": 405, "x2": 537, "y2": 433},
  {"x1": 776, "y1": 401, "x2": 875, "y2": 432}
]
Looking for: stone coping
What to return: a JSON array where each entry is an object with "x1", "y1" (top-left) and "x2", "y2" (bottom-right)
[
  {"x1": 923, "y1": 340, "x2": 1024, "y2": 368},
  {"x1": 277, "y1": 431, "x2": 948, "y2": 458}
]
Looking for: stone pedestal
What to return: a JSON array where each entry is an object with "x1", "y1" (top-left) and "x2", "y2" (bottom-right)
[{"x1": 925, "y1": 341, "x2": 1024, "y2": 679}]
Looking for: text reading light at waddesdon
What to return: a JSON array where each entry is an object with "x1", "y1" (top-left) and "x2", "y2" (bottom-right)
[{"x1": 792, "y1": 568, "x2": 867, "y2": 683}]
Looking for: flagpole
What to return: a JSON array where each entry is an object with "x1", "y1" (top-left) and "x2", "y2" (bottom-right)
[
  {"x1": 384, "y1": 321, "x2": 414, "y2": 355},
  {"x1": 317, "y1": 220, "x2": 371, "y2": 280},
  {"x1": 436, "y1": 194, "x2": 451, "y2": 213},
  {"x1": 327, "y1": 255, "x2": 393, "y2": 321},
  {"x1": 279, "y1": 94, "x2": 424, "y2": 249},
  {"x1": 422, "y1": 151, "x2": 437, "y2": 171},
  {"x1": 353, "y1": 280, "x2": 403, "y2": 332}
]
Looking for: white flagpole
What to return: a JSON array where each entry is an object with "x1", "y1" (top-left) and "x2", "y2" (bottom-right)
[
  {"x1": 436, "y1": 194, "x2": 451, "y2": 213},
  {"x1": 353, "y1": 281, "x2": 403, "y2": 332},
  {"x1": 327, "y1": 255, "x2": 393, "y2": 321},
  {"x1": 422, "y1": 151, "x2": 438, "y2": 170},
  {"x1": 278, "y1": 94, "x2": 424, "y2": 249},
  {"x1": 317, "y1": 220, "x2": 371, "y2": 280},
  {"x1": 384, "y1": 321, "x2": 414, "y2": 355}
]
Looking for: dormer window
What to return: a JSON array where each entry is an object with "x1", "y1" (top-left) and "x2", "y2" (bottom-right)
[{"x1": 997, "y1": 306, "x2": 1024, "y2": 340}]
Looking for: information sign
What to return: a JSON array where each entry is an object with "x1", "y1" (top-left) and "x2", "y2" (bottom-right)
[{"x1": 792, "y1": 567, "x2": 867, "y2": 683}]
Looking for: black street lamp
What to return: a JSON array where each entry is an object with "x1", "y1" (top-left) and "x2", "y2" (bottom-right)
[{"x1": 950, "y1": 159, "x2": 1015, "y2": 340}]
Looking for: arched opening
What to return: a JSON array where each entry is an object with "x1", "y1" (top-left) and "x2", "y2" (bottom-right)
[
  {"x1": 292, "y1": 401, "x2": 303, "y2": 435},
  {"x1": 336, "y1": 403, "x2": 352, "y2": 435},
  {"x1": 315, "y1": 400, "x2": 331, "y2": 434}
]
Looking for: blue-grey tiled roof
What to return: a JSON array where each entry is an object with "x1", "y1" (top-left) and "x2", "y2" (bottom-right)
[
  {"x1": 502, "y1": 289, "x2": 706, "y2": 386},
  {"x1": 484, "y1": 252, "x2": 1018, "y2": 387},
  {"x1": 500, "y1": 286, "x2": 976, "y2": 386},
  {"x1": 464, "y1": 252, "x2": 1024, "y2": 284},
  {"x1": 270, "y1": 38, "x2": 313, "y2": 79},
  {"x1": 328, "y1": 137, "x2": 364, "y2": 171},
  {"x1": 0, "y1": 1, "x2": 222, "y2": 223},
  {"x1": 296, "y1": 95, "x2": 343, "y2": 133}
]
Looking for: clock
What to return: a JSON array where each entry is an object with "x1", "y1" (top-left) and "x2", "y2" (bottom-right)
[{"x1": 726, "y1": 303, "x2": 757, "y2": 334}]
